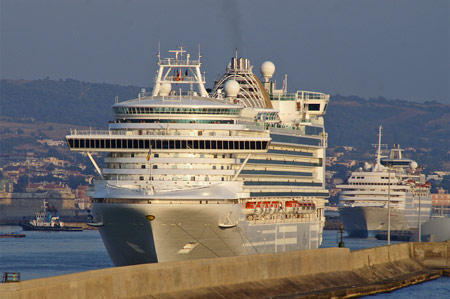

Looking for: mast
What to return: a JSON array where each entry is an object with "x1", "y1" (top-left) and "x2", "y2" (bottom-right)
[
  {"x1": 376, "y1": 126, "x2": 382, "y2": 166},
  {"x1": 152, "y1": 46, "x2": 208, "y2": 97},
  {"x1": 373, "y1": 125, "x2": 383, "y2": 171}
]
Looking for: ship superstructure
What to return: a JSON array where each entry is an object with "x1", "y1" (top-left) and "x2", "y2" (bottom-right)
[
  {"x1": 66, "y1": 47, "x2": 330, "y2": 266},
  {"x1": 338, "y1": 127, "x2": 432, "y2": 238}
]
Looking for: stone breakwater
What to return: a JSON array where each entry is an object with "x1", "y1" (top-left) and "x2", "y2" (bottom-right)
[{"x1": 1, "y1": 242, "x2": 449, "y2": 299}]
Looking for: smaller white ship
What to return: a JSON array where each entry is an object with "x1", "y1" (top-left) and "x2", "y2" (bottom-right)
[{"x1": 338, "y1": 126, "x2": 432, "y2": 238}]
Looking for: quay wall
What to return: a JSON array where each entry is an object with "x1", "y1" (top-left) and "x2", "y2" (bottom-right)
[{"x1": 1, "y1": 242, "x2": 449, "y2": 299}]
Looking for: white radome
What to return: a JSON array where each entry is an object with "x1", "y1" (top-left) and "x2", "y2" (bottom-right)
[
  {"x1": 159, "y1": 83, "x2": 172, "y2": 96},
  {"x1": 224, "y1": 80, "x2": 240, "y2": 98},
  {"x1": 409, "y1": 161, "x2": 418, "y2": 170},
  {"x1": 260, "y1": 61, "x2": 275, "y2": 82}
]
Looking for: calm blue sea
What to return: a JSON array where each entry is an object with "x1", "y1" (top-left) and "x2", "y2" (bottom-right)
[
  {"x1": 1, "y1": 226, "x2": 448, "y2": 297},
  {"x1": 0, "y1": 226, "x2": 113, "y2": 281}
]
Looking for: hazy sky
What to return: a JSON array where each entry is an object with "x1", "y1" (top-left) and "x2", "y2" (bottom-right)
[{"x1": 1, "y1": 0, "x2": 449, "y2": 103}]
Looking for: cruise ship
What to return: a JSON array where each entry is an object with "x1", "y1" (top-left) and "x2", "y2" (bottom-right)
[
  {"x1": 338, "y1": 127, "x2": 432, "y2": 238},
  {"x1": 66, "y1": 47, "x2": 330, "y2": 266}
]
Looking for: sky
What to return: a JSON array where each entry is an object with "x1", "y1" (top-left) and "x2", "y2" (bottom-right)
[{"x1": 1, "y1": 0, "x2": 449, "y2": 103}]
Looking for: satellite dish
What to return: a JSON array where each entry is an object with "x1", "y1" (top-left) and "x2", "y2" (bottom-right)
[
  {"x1": 409, "y1": 161, "x2": 418, "y2": 170},
  {"x1": 159, "y1": 83, "x2": 172, "y2": 96},
  {"x1": 260, "y1": 61, "x2": 275, "y2": 82},
  {"x1": 224, "y1": 80, "x2": 240, "y2": 98}
]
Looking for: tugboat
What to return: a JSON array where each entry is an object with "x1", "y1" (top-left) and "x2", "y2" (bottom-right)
[{"x1": 19, "y1": 200, "x2": 83, "y2": 232}]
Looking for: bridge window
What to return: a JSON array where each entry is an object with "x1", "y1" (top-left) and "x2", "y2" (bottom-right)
[{"x1": 308, "y1": 104, "x2": 321, "y2": 111}]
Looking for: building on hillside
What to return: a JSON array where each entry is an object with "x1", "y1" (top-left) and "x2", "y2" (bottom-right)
[
  {"x1": 336, "y1": 160, "x2": 356, "y2": 168},
  {"x1": 427, "y1": 173, "x2": 443, "y2": 182},
  {"x1": 37, "y1": 139, "x2": 66, "y2": 147},
  {"x1": 431, "y1": 188, "x2": 450, "y2": 216},
  {"x1": 326, "y1": 156, "x2": 338, "y2": 166},
  {"x1": 43, "y1": 157, "x2": 69, "y2": 167},
  {"x1": 74, "y1": 185, "x2": 92, "y2": 210},
  {"x1": 342, "y1": 146, "x2": 356, "y2": 151},
  {"x1": 0, "y1": 182, "x2": 78, "y2": 224},
  {"x1": 0, "y1": 180, "x2": 14, "y2": 193}
]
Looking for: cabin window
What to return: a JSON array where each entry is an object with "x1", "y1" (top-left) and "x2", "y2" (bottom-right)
[{"x1": 308, "y1": 104, "x2": 321, "y2": 111}]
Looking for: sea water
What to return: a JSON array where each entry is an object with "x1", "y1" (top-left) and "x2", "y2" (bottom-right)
[
  {"x1": 1, "y1": 226, "x2": 448, "y2": 297},
  {"x1": 0, "y1": 226, "x2": 113, "y2": 280}
]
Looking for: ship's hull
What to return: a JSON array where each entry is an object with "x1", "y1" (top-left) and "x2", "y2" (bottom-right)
[
  {"x1": 339, "y1": 206, "x2": 431, "y2": 238},
  {"x1": 92, "y1": 201, "x2": 323, "y2": 266},
  {"x1": 19, "y1": 222, "x2": 83, "y2": 232},
  {"x1": 411, "y1": 217, "x2": 450, "y2": 242}
]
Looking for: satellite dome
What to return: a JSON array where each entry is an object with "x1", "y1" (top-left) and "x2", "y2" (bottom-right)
[
  {"x1": 409, "y1": 161, "x2": 418, "y2": 170},
  {"x1": 260, "y1": 61, "x2": 275, "y2": 82},
  {"x1": 224, "y1": 80, "x2": 240, "y2": 98},
  {"x1": 159, "y1": 83, "x2": 172, "y2": 96}
]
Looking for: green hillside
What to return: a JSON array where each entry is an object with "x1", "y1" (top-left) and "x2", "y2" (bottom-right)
[
  {"x1": 0, "y1": 79, "x2": 142, "y2": 127},
  {"x1": 325, "y1": 94, "x2": 449, "y2": 150}
]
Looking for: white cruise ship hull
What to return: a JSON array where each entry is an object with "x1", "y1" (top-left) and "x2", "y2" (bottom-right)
[
  {"x1": 93, "y1": 202, "x2": 322, "y2": 266},
  {"x1": 339, "y1": 205, "x2": 431, "y2": 238}
]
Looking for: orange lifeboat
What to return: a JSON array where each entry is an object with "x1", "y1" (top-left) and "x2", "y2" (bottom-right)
[
  {"x1": 285, "y1": 201, "x2": 296, "y2": 213},
  {"x1": 244, "y1": 202, "x2": 256, "y2": 215}
]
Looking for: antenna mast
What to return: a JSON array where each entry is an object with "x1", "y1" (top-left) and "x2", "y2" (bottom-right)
[
  {"x1": 157, "y1": 41, "x2": 161, "y2": 62},
  {"x1": 375, "y1": 125, "x2": 383, "y2": 169}
]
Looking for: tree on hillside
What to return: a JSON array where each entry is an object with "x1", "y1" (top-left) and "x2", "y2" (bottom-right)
[{"x1": 67, "y1": 176, "x2": 87, "y2": 189}]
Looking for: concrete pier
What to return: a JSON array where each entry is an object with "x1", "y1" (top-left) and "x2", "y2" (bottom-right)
[{"x1": 1, "y1": 241, "x2": 449, "y2": 299}]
